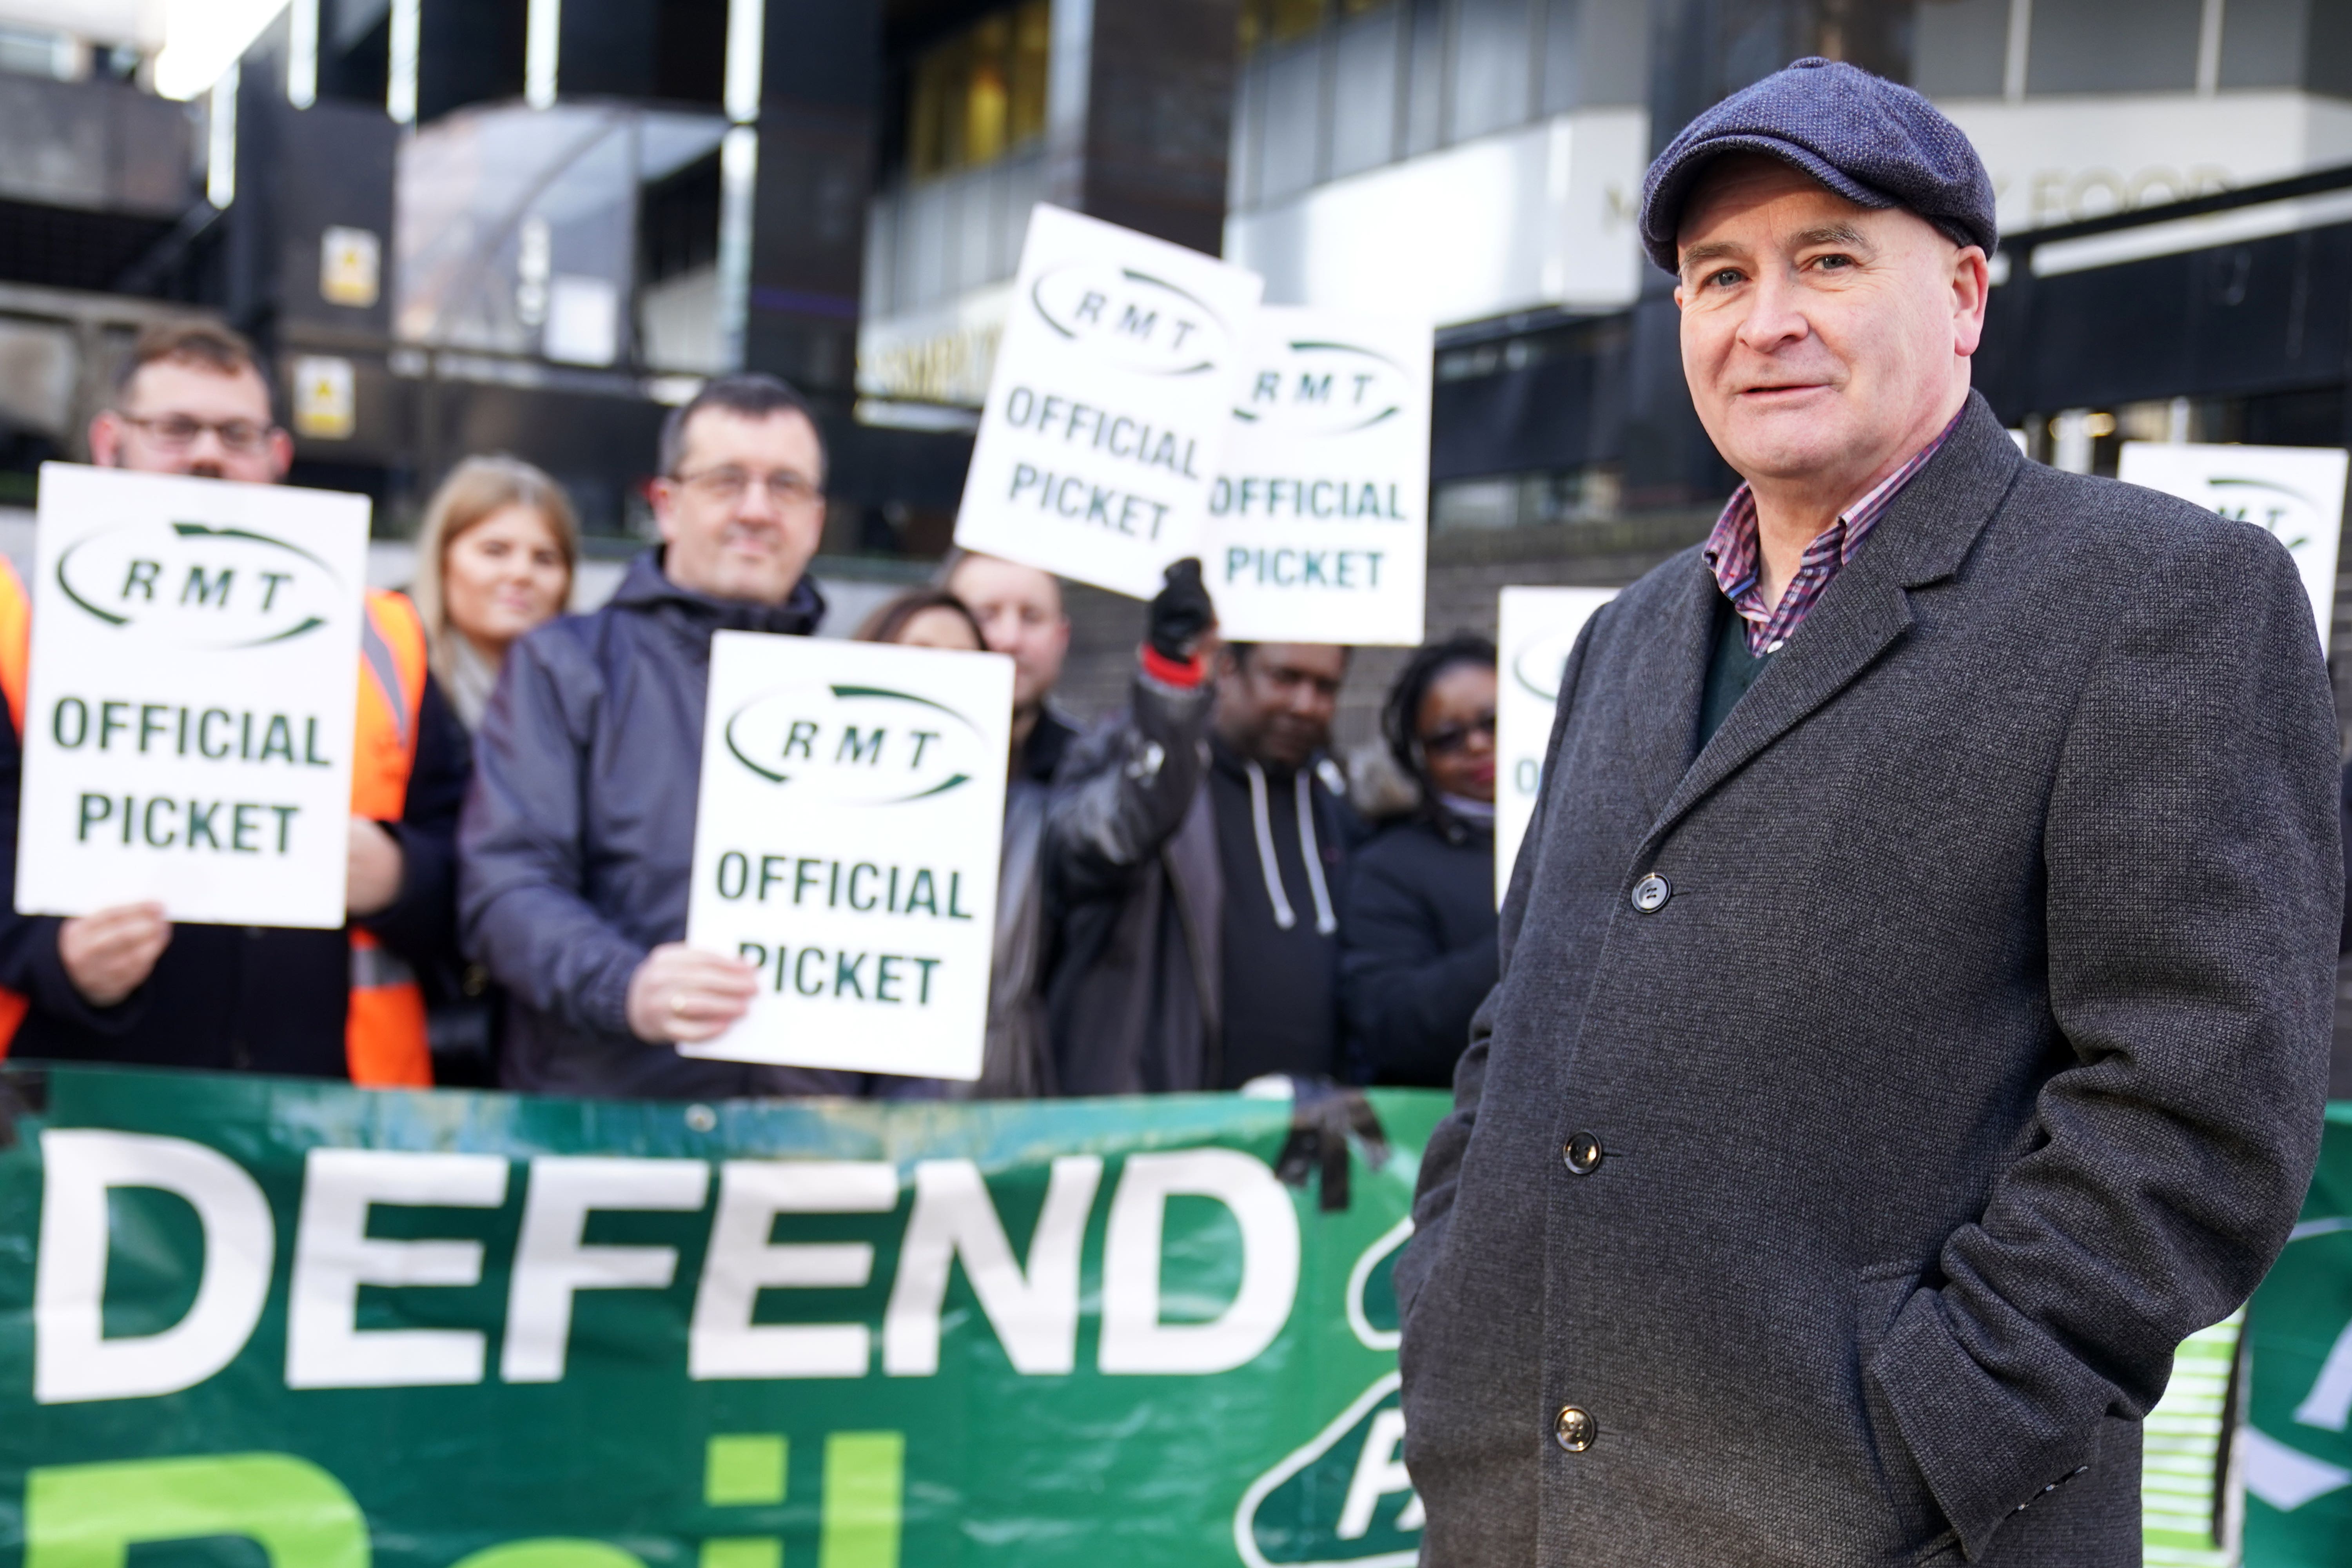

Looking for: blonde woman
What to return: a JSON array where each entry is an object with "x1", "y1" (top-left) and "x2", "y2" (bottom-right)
[{"x1": 410, "y1": 456, "x2": 580, "y2": 730}]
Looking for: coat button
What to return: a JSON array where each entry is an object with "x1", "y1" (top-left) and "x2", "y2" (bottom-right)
[
  {"x1": 1630, "y1": 874, "x2": 1670, "y2": 912},
  {"x1": 1554, "y1": 1405, "x2": 1596, "y2": 1452},
  {"x1": 1562, "y1": 1132, "x2": 1603, "y2": 1175}
]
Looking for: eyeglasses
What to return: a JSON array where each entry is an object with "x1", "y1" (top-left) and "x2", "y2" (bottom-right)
[
  {"x1": 1421, "y1": 711, "x2": 1497, "y2": 757},
  {"x1": 671, "y1": 466, "x2": 824, "y2": 508},
  {"x1": 116, "y1": 412, "x2": 276, "y2": 454}
]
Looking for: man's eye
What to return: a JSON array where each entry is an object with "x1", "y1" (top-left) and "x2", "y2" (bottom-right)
[
  {"x1": 1814, "y1": 253, "x2": 1853, "y2": 270},
  {"x1": 1709, "y1": 269, "x2": 1742, "y2": 289}
]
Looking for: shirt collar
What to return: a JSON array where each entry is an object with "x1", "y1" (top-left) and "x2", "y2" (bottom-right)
[{"x1": 1701, "y1": 404, "x2": 1967, "y2": 603}]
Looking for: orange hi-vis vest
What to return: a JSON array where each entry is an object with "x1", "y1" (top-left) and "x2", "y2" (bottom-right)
[
  {"x1": 0, "y1": 568, "x2": 434, "y2": 1086},
  {"x1": 0, "y1": 559, "x2": 27, "y2": 1050},
  {"x1": 347, "y1": 590, "x2": 434, "y2": 1087}
]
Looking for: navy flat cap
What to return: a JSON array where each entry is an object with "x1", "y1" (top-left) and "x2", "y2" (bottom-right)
[{"x1": 1637, "y1": 57, "x2": 1997, "y2": 274}]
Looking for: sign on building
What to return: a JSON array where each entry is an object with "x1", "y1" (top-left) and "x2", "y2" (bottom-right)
[
  {"x1": 1494, "y1": 586, "x2": 1617, "y2": 906},
  {"x1": 680, "y1": 632, "x2": 1014, "y2": 1082},
  {"x1": 1204, "y1": 306, "x2": 1431, "y2": 646},
  {"x1": 2117, "y1": 442, "x2": 2348, "y2": 652},
  {"x1": 16, "y1": 464, "x2": 369, "y2": 929},
  {"x1": 954, "y1": 205, "x2": 1265, "y2": 601}
]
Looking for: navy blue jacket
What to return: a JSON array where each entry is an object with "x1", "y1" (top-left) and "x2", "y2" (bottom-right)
[{"x1": 459, "y1": 550, "x2": 866, "y2": 1100}]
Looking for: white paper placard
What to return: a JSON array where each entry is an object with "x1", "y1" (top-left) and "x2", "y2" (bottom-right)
[
  {"x1": 17, "y1": 463, "x2": 369, "y2": 928},
  {"x1": 1496, "y1": 586, "x2": 1617, "y2": 906},
  {"x1": 679, "y1": 632, "x2": 1014, "y2": 1081},
  {"x1": 2118, "y1": 441, "x2": 2348, "y2": 652},
  {"x1": 953, "y1": 204, "x2": 1266, "y2": 600},
  {"x1": 1203, "y1": 305, "x2": 1432, "y2": 646}
]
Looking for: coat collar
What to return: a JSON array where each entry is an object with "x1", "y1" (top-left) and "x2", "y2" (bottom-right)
[{"x1": 1639, "y1": 390, "x2": 2024, "y2": 855}]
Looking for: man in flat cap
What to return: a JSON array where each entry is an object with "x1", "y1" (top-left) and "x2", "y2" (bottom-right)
[{"x1": 1396, "y1": 58, "x2": 2339, "y2": 1566}]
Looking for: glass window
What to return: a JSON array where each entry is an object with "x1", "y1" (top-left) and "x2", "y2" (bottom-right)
[
  {"x1": 1230, "y1": 61, "x2": 1264, "y2": 209},
  {"x1": 1241, "y1": 0, "x2": 1330, "y2": 54},
  {"x1": 1543, "y1": 0, "x2": 1650, "y2": 113},
  {"x1": 905, "y1": 0, "x2": 1051, "y2": 181},
  {"x1": 1259, "y1": 38, "x2": 1328, "y2": 203},
  {"x1": 1913, "y1": 0, "x2": 2009, "y2": 98},
  {"x1": 1329, "y1": 7, "x2": 1402, "y2": 177},
  {"x1": 2220, "y1": 0, "x2": 2308, "y2": 90},
  {"x1": 1403, "y1": 0, "x2": 1447, "y2": 156},
  {"x1": 2027, "y1": 0, "x2": 2201, "y2": 94},
  {"x1": 1450, "y1": 0, "x2": 1532, "y2": 142}
]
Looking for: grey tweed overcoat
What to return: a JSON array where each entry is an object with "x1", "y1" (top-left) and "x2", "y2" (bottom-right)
[{"x1": 1394, "y1": 394, "x2": 2342, "y2": 1567}]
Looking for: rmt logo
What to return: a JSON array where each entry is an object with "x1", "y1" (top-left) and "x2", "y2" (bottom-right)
[
  {"x1": 1029, "y1": 261, "x2": 1231, "y2": 377},
  {"x1": 56, "y1": 521, "x2": 342, "y2": 651}
]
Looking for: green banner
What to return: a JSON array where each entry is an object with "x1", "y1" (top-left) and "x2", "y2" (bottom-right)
[
  {"x1": 2243, "y1": 1102, "x2": 2352, "y2": 1566},
  {"x1": 0, "y1": 1067, "x2": 1439, "y2": 1568},
  {"x1": 0, "y1": 1070, "x2": 2344, "y2": 1568}
]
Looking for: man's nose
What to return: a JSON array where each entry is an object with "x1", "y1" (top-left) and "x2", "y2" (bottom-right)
[
  {"x1": 733, "y1": 480, "x2": 783, "y2": 523},
  {"x1": 1734, "y1": 269, "x2": 1810, "y2": 352}
]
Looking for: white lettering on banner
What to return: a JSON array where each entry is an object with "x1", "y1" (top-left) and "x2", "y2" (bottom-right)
[
  {"x1": 33, "y1": 1130, "x2": 275, "y2": 1405},
  {"x1": 1337, "y1": 1408, "x2": 1417, "y2": 1540},
  {"x1": 1099, "y1": 1149, "x2": 1301, "y2": 1376},
  {"x1": 1495, "y1": 587, "x2": 1619, "y2": 907},
  {"x1": 18, "y1": 463, "x2": 369, "y2": 927},
  {"x1": 2114, "y1": 442, "x2": 2348, "y2": 653},
  {"x1": 503, "y1": 1157, "x2": 713, "y2": 1384},
  {"x1": 688, "y1": 1160, "x2": 900, "y2": 1379},
  {"x1": 1204, "y1": 307, "x2": 1432, "y2": 646},
  {"x1": 882, "y1": 1156, "x2": 1104, "y2": 1377},
  {"x1": 955, "y1": 205, "x2": 1265, "y2": 600},
  {"x1": 284, "y1": 1150, "x2": 509, "y2": 1390},
  {"x1": 681, "y1": 634, "x2": 1013, "y2": 1080},
  {"x1": 32, "y1": 1140, "x2": 1309, "y2": 1394}
]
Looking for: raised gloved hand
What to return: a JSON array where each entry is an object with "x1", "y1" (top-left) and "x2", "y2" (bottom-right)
[{"x1": 1147, "y1": 558, "x2": 1216, "y2": 662}]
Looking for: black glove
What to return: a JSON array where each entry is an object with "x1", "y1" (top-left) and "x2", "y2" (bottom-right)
[{"x1": 1147, "y1": 558, "x2": 1215, "y2": 662}]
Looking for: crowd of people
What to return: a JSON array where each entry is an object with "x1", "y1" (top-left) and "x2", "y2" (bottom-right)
[{"x1": 0, "y1": 318, "x2": 1501, "y2": 1101}]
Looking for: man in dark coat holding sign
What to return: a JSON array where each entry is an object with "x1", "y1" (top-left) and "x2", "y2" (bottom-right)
[
  {"x1": 1395, "y1": 60, "x2": 2341, "y2": 1568},
  {"x1": 461, "y1": 374, "x2": 861, "y2": 1100}
]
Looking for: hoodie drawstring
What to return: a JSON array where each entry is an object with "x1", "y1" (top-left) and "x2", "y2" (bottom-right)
[
  {"x1": 1296, "y1": 770, "x2": 1338, "y2": 935},
  {"x1": 1247, "y1": 761, "x2": 1298, "y2": 930},
  {"x1": 1247, "y1": 761, "x2": 1338, "y2": 936}
]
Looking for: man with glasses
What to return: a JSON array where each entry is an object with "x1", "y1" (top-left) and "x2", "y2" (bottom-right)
[
  {"x1": 461, "y1": 373, "x2": 865, "y2": 1098},
  {"x1": 0, "y1": 320, "x2": 470, "y2": 1083}
]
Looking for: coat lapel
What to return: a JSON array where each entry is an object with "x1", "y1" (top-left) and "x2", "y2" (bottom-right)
[
  {"x1": 1638, "y1": 393, "x2": 2025, "y2": 855},
  {"x1": 1623, "y1": 555, "x2": 1720, "y2": 824}
]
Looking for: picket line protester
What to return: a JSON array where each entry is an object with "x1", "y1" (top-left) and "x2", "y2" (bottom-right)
[
  {"x1": 2116, "y1": 441, "x2": 2348, "y2": 651},
  {"x1": 679, "y1": 632, "x2": 1014, "y2": 1080},
  {"x1": 953, "y1": 205, "x2": 1267, "y2": 600},
  {"x1": 16, "y1": 463, "x2": 368, "y2": 929},
  {"x1": 1204, "y1": 305, "x2": 1432, "y2": 646},
  {"x1": 1494, "y1": 586, "x2": 1617, "y2": 905}
]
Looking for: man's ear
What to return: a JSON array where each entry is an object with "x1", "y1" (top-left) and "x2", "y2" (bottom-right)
[
  {"x1": 86, "y1": 410, "x2": 122, "y2": 466},
  {"x1": 265, "y1": 427, "x2": 294, "y2": 481},
  {"x1": 1950, "y1": 246, "x2": 1991, "y2": 358},
  {"x1": 647, "y1": 477, "x2": 682, "y2": 544}
]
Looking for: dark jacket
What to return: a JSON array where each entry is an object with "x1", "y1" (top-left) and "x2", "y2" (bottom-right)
[
  {"x1": 0, "y1": 673, "x2": 470, "y2": 1077},
  {"x1": 1338, "y1": 810, "x2": 1497, "y2": 1087},
  {"x1": 1043, "y1": 668, "x2": 1358, "y2": 1093},
  {"x1": 459, "y1": 550, "x2": 860, "y2": 1101},
  {"x1": 969, "y1": 710, "x2": 1078, "y2": 1097},
  {"x1": 1394, "y1": 396, "x2": 2341, "y2": 1568}
]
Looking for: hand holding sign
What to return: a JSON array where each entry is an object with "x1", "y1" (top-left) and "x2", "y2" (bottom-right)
[
  {"x1": 681, "y1": 632, "x2": 1014, "y2": 1080},
  {"x1": 16, "y1": 464, "x2": 369, "y2": 929},
  {"x1": 955, "y1": 206, "x2": 1265, "y2": 600}
]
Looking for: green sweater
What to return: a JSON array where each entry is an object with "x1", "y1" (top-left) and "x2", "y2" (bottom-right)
[{"x1": 1697, "y1": 599, "x2": 1775, "y2": 750}]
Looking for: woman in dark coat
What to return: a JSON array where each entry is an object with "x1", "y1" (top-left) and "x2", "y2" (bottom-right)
[{"x1": 1339, "y1": 634, "x2": 1501, "y2": 1087}]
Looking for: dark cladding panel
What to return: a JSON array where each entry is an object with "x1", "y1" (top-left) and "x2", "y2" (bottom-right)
[
  {"x1": 419, "y1": 0, "x2": 527, "y2": 124},
  {"x1": 746, "y1": 0, "x2": 883, "y2": 398},
  {"x1": 264, "y1": 97, "x2": 399, "y2": 339},
  {"x1": 1080, "y1": 0, "x2": 1243, "y2": 256}
]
